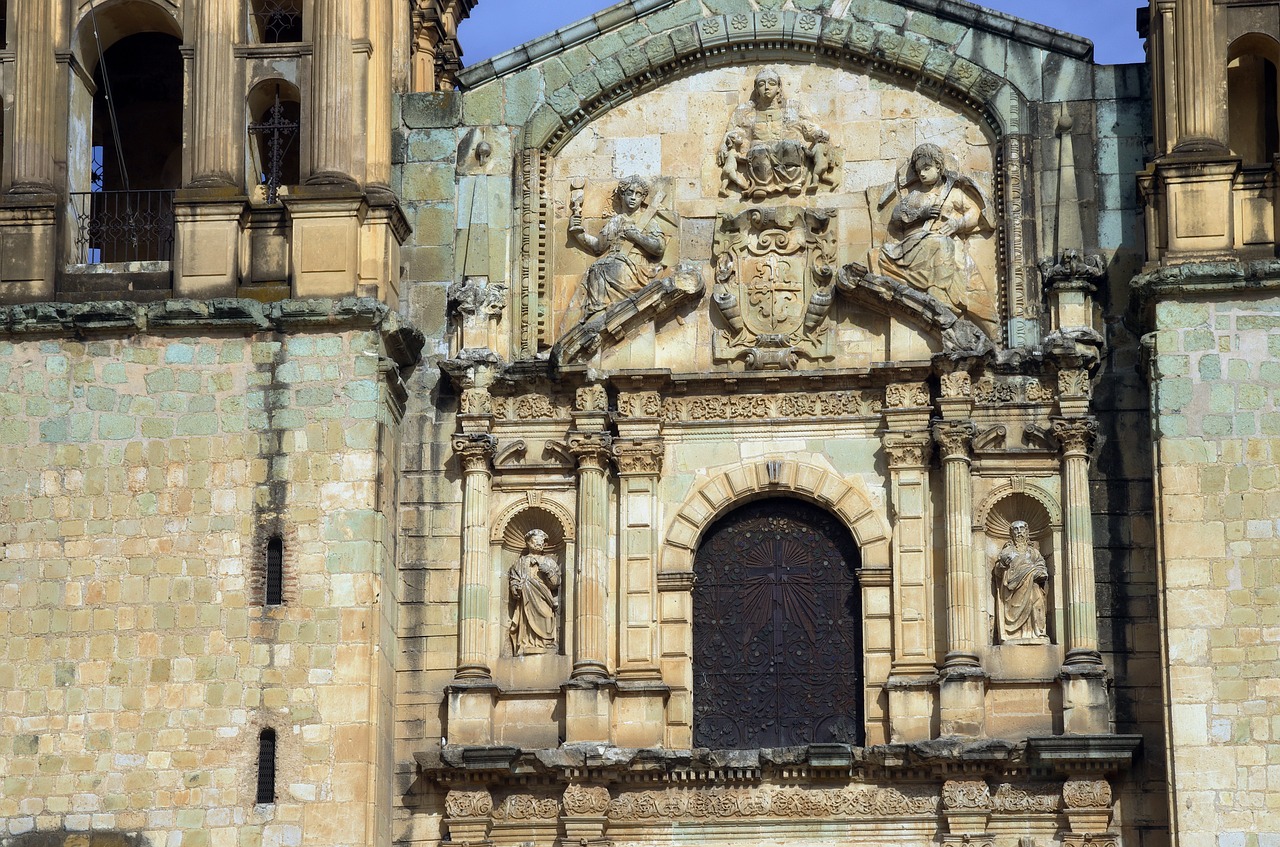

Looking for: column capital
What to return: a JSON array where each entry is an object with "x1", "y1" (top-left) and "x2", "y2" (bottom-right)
[
  {"x1": 885, "y1": 381, "x2": 931, "y2": 408},
  {"x1": 568, "y1": 432, "x2": 613, "y2": 470},
  {"x1": 452, "y1": 433, "x2": 496, "y2": 471},
  {"x1": 883, "y1": 431, "x2": 934, "y2": 469},
  {"x1": 612, "y1": 437, "x2": 663, "y2": 476},
  {"x1": 1051, "y1": 416, "x2": 1099, "y2": 456},
  {"x1": 616, "y1": 390, "x2": 661, "y2": 419},
  {"x1": 932, "y1": 420, "x2": 976, "y2": 461}
]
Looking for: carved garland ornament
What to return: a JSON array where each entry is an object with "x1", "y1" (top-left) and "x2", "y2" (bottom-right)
[
  {"x1": 660, "y1": 390, "x2": 882, "y2": 422},
  {"x1": 973, "y1": 375, "x2": 1054, "y2": 405},
  {"x1": 445, "y1": 789, "x2": 494, "y2": 818},
  {"x1": 1062, "y1": 779, "x2": 1112, "y2": 810},
  {"x1": 991, "y1": 782, "x2": 1061, "y2": 814},
  {"x1": 491, "y1": 394, "x2": 571, "y2": 420},
  {"x1": 606, "y1": 786, "x2": 938, "y2": 821},
  {"x1": 885, "y1": 382, "x2": 930, "y2": 408},
  {"x1": 942, "y1": 780, "x2": 992, "y2": 810},
  {"x1": 491, "y1": 794, "x2": 561, "y2": 821},
  {"x1": 563, "y1": 783, "x2": 611, "y2": 816},
  {"x1": 616, "y1": 391, "x2": 661, "y2": 419},
  {"x1": 575, "y1": 384, "x2": 609, "y2": 413}
]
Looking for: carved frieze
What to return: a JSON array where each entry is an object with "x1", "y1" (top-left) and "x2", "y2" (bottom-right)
[
  {"x1": 940, "y1": 371, "x2": 973, "y2": 398},
  {"x1": 712, "y1": 206, "x2": 838, "y2": 370},
  {"x1": 1058, "y1": 369, "x2": 1093, "y2": 399},
  {"x1": 991, "y1": 782, "x2": 1061, "y2": 814},
  {"x1": 1062, "y1": 779, "x2": 1113, "y2": 810},
  {"x1": 660, "y1": 390, "x2": 882, "y2": 422},
  {"x1": 885, "y1": 381, "x2": 930, "y2": 408},
  {"x1": 445, "y1": 788, "x2": 494, "y2": 819},
  {"x1": 491, "y1": 794, "x2": 560, "y2": 821},
  {"x1": 606, "y1": 785, "x2": 938, "y2": 821},
  {"x1": 460, "y1": 388, "x2": 492, "y2": 416},
  {"x1": 491, "y1": 394, "x2": 571, "y2": 420},
  {"x1": 616, "y1": 391, "x2": 661, "y2": 419},
  {"x1": 563, "y1": 783, "x2": 612, "y2": 816},
  {"x1": 942, "y1": 780, "x2": 992, "y2": 811},
  {"x1": 972, "y1": 375, "x2": 1055, "y2": 405},
  {"x1": 575, "y1": 384, "x2": 609, "y2": 413}
]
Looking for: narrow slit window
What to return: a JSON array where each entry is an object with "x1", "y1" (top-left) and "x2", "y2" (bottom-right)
[
  {"x1": 265, "y1": 537, "x2": 283, "y2": 605},
  {"x1": 256, "y1": 729, "x2": 277, "y2": 804}
]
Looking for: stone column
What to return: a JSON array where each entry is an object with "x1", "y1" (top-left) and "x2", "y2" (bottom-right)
[
  {"x1": 1052, "y1": 416, "x2": 1109, "y2": 733},
  {"x1": 188, "y1": 0, "x2": 241, "y2": 187},
  {"x1": 933, "y1": 420, "x2": 986, "y2": 736},
  {"x1": 1172, "y1": 0, "x2": 1224, "y2": 153},
  {"x1": 366, "y1": 0, "x2": 394, "y2": 192},
  {"x1": 453, "y1": 433, "x2": 496, "y2": 679},
  {"x1": 308, "y1": 0, "x2": 358, "y2": 184},
  {"x1": 569, "y1": 430, "x2": 612, "y2": 680},
  {"x1": 9, "y1": 0, "x2": 60, "y2": 193}
]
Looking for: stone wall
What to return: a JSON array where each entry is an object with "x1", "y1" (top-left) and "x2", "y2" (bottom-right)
[
  {"x1": 0, "y1": 301, "x2": 415, "y2": 847},
  {"x1": 1147, "y1": 292, "x2": 1280, "y2": 846}
]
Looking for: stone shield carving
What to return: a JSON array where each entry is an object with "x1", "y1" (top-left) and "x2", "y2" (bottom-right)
[{"x1": 712, "y1": 206, "x2": 837, "y2": 369}]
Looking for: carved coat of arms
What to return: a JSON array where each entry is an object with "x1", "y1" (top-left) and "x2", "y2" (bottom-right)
[{"x1": 711, "y1": 207, "x2": 837, "y2": 369}]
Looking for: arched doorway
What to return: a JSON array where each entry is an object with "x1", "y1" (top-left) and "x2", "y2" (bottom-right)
[{"x1": 692, "y1": 498, "x2": 863, "y2": 748}]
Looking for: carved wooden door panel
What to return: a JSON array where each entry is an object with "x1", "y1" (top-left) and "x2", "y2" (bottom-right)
[{"x1": 693, "y1": 499, "x2": 863, "y2": 748}]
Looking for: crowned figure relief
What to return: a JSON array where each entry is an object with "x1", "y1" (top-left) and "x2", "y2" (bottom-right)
[
  {"x1": 508, "y1": 529, "x2": 561, "y2": 656},
  {"x1": 992, "y1": 520, "x2": 1049, "y2": 643},
  {"x1": 717, "y1": 67, "x2": 840, "y2": 199},
  {"x1": 876, "y1": 143, "x2": 999, "y2": 338},
  {"x1": 569, "y1": 175, "x2": 669, "y2": 319}
]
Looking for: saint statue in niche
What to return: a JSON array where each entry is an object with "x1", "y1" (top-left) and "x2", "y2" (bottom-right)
[
  {"x1": 568, "y1": 175, "x2": 669, "y2": 319},
  {"x1": 992, "y1": 520, "x2": 1049, "y2": 643},
  {"x1": 717, "y1": 67, "x2": 840, "y2": 199},
  {"x1": 508, "y1": 528, "x2": 561, "y2": 656},
  {"x1": 877, "y1": 143, "x2": 999, "y2": 337}
]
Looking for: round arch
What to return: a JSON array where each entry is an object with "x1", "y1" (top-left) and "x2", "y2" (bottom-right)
[
  {"x1": 516, "y1": 10, "x2": 1022, "y2": 154},
  {"x1": 71, "y1": 0, "x2": 182, "y2": 76},
  {"x1": 659, "y1": 457, "x2": 891, "y2": 574},
  {"x1": 975, "y1": 479, "x2": 1062, "y2": 532},
  {"x1": 490, "y1": 494, "x2": 576, "y2": 550}
]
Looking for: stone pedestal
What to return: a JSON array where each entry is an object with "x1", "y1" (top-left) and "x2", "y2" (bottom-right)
[
  {"x1": 938, "y1": 666, "x2": 987, "y2": 737},
  {"x1": 0, "y1": 196, "x2": 58, "y2": 303},
  {"x1": 564, "y1": 679, "x2": 613, "y2": 743},
  {"x1": 1061, "y1": 666, "x2": 1110, "y2": 734},
  {"x1": 446, "y1": 683, "x2": 499, "y2": 745},
  {"x1": 283, "y1": 189, "x2": 368, "y2": 297},
  {"x1": 173, "y1": 191, "x2": 247, "y2": 298}
]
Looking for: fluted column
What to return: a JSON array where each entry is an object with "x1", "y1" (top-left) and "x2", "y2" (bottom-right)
[
  {"x1": 189, "y1": 0, "x2": 241, "y2": 187},
  {"x1": 934, "y1": 421, "x2": 980, "y2": 668},
  {"x1": 1052, "y1": 417, "x2": 1103, "y2": 667},
  {"x1": 366, "y1": 0, "x2": 393, "y2": 191},
  {"x1": 569, "y1": 431, "x2": 612, "y2": 680},
  {"x1": 1172, "y1": 0, "x2": 1223, "y2": 152},
  {"x1": 453, "y1": 433, "x2": 496, "y2": 679},
  {"x1": 308, "y1": 0, "x2": 357, "y2": 185},
  {"x1": 9, "y1": 0, "x2": 60, "y2": 193}
]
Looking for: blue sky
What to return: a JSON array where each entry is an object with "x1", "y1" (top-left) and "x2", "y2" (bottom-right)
[{"x1": 459, "y1": 0, "x2": 1146, "y2": 67}]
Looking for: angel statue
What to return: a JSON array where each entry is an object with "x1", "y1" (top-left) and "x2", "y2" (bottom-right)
[
  {"x1": 992, "y1": 520, "x2": 1049, "y2": 643},
  {"x1": 717, "y1": 67, "x2": 839, "y2": 199},
  {"x1": 568, "y1": 175, "x2": 668, "y2": 319},
  {"x1": 508, "y1": 529, "x2": 561, "y2": 656},
  {"x1": 877, "y1": 143, "x2": 999, "y2": 337}
]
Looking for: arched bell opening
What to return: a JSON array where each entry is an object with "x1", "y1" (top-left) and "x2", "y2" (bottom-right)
[
  {"x1": 1228, "y1": 33, "x2": 1280, "y2": 165},
  {"x1": 692, "y1": 497, "x2": 864, "y2": 748}
]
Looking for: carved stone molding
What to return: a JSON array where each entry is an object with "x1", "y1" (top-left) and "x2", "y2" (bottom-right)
[
  {"x1": 491, "y1": 393, "x2": 570, "y2": 420},
  {"x1": 616, "y1": 391, "x2": 661, "y2": 419},
  {"x1": 1051, "y1": 417, "x2": 1099, "y2": 456},
  {"x1": 612, "y1": 438, "x2": 663, "y2": 475},
  {"x1": 973, "y1": 375, "x2": 1054, "y2": 405},
  {"x1": 452, "y1": 433, "x2": 497, "y2": 472},
  {"x1": 606, "y1": 785, "x2": 939, "y2": 821},
  {"x1": 447, "y1": 276, "x2": 507, "y2": 318},
  {"x1": 1062, "y1": 779, "x2": 1113, "y2": 810},
  {"x1": 1039, "y1": 248, "x2": 1107, "y2": 289},
  {"x1": 883, "y1": 431, "x2": 934, "y2": 469},
  {"x1": 563, "y1": 783, "x2": 612, "y2": 816},
  {"x1": 491, "y1": 794, "x2": 560, "y2": 821},
  {"x1": 940, "y1": 371, "x2": 972, "y2": 399},
  {"x1": 991, "y1": 782, "x2": 1060, "y2": 813},
  {"x1": 445, "y1": 788, "x2": 494, "y2": 818},
  {"x1": 576, "y1": 384, "x2": 609, "y2": 413},
  {"x1": 1061, "y1": 836, "x2": 1117, "y2": 847},
  {"x1": 942, "y1": 780, "x2": 992, "y2": 810},
  {"x1": 932, "y1": 420, "x2": 977, "y2": 461},
  {"x1": 886, "y1": 381, "x2": 930, "y2": 408},
  {"x1": 661, "y1": 390, "x2": 882, "y2": 422}
]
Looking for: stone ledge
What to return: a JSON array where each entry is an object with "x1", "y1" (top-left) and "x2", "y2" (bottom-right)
[
  {"x1": 1130, "y1": 258, "x2": 1280, "y2": 327},
  {"x1": 416, "y1": 735, "x2": 1141, "y2": 783}
]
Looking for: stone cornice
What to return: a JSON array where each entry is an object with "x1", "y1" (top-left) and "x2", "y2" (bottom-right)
[
  {"x1": 0, "y1": 297, "x2": 425, "y2": 366},
  {"x1": 1130, "y1": 257, "x2": 1280, "y2": 328}
]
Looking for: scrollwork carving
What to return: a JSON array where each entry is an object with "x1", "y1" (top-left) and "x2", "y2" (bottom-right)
[
  {"x1": 660, "y1": 390, "x2": 882, "y2": 422},
  {"x1": 606, "y1": 786, "x2": 938, "y2": 821},
  {"x1": 445, "y1": 789, "x2": 494, "y2": 819},
  {"x1": 1058, "y1": 369, "x2": 1093, "y2": 399},
  {"x1": 491, "y1": 794, "x2": 560, "y2": 821},
  {"x1": 1062, "y1": 779, "x2": 1112, "y2": 810},
  {"x1": 940, "y1": 371, "x2": 972, "y2": 398},
  {"x1": 612, "y1": 438, "x2": 663, "y2": 475},
  {"x1": 885, "y1": 382, "x2": 930, "y2": 408},
  {"x1": 452, "y1": 434, "x2": 496, "y2": 473},
  {"x1": 460, "y1": 388, "x2": 492, "y2": 416},
  {"x1": 991, "y1": 783, "x2": 1060, "y2": 814},
  {"x1": 617, "y1": 391, "x2": 661, "y2": 419},
  {"x1": 942, "y1": 780, "x2": 992, "y2": 810},
  {"x1": 562, "y1": 783, "x2": 611, "y2": 816}
]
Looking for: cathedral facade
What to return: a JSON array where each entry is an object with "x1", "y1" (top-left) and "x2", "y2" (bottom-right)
[{"x1": 0, "y1": 3, "x2": 1275, "y2": 847}]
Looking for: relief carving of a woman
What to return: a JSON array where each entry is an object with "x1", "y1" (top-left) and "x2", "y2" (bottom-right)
[
  {"x1": 508, "y1": 529, "x2": 561, "y2": 656},
  {"x1": 878, "y1": 143, "x2": 998, "y2": 337},
  {"x1": 568, "y1": 175, "x2": 668, "y2": 319}
]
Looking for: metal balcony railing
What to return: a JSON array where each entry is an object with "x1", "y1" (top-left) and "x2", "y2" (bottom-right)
[{"x1": 70, "y1": 190, "x2": 175, "y2": 264}]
